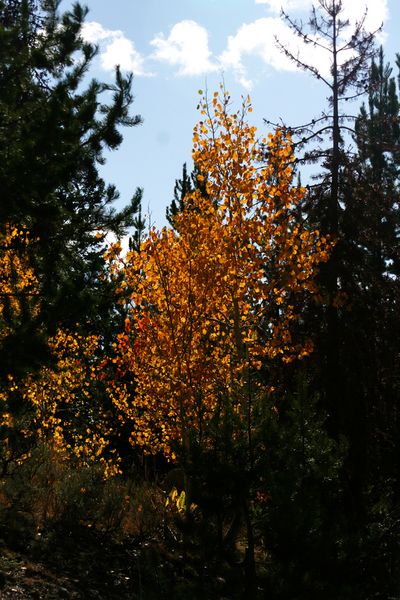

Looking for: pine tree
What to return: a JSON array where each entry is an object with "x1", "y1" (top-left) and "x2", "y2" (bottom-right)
[
  {"x1": 344, "y1": 48, "x2": 400, "y2": 502},
  {"x1": 166, "y1": 163, "x2": 194, "y2": 226},
  {"x1": 271, "y1": 1, "x2": 378, "y2": 427},
  {"x1": 271, "y1": 5, "x2": 400, "y2": 587},
  {"x1": 166, "y1": 162, "x2": 209, "y2": 227},
  {"x1": 270, "y1": 0, "x2": 383, "y2": 504},
  {"x1": 0, "y1": 0, "x2": 143, "y2": 373}
]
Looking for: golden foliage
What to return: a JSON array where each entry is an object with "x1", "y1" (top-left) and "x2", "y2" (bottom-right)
[
  {"x1": 0, "y1": 330, "x2": 121, "y2": 478},
  {"x1": 0, "y1": 228, "x2": 121, "y2": 477},
  {"x1": 108, "y1": 89, "x2": 332, "y2": 459},
  {"x1": 0, "y1": 225, "x2": 39, "y2": 338}
]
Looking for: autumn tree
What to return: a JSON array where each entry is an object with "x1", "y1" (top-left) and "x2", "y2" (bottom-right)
[
  {"x1": 106, "y1": 89, "x2": 330, "y2": 584},
  {"x1": 110, "y1": 89, "x2": 330, "y2": 457},
  {"x1": 0, "y1": 227, "x2": 120, "y2": 476},
  {"x1": 0, "y1": 226, "x2": 41, "y2": 377},
  {"x1": 0, "y1": 225, "x2": 39, "y2": 471},
  {"x1": 0, "y1": 328, "x2": 123, "y2": 479}
]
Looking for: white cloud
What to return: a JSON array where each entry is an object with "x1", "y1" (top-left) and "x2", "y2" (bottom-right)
[
  {"x1": 255, "y1": 0, "x2": 388, "y2": 32},
  {"x1": 81, "y1": 21, "x2": 147, "y2": 76},
  {"x1": 150, "y1": 20, "x2": 218, "y2": 76},
  {"x1": 219, "y1": 18, "x2": 331, "y2": 89},
  {"x1": 101, "y1": 37, "x2": 146, "y2": 74},
  {"x1": 81, "y1": 21, "x2": 113, "y2": 43},
  {"x1": 224, "y1": 0, "x2": 389, "y2": 88},
  {"x1": 339, "y1": 0, "x2": 388, "y2": 33},
  {"x1": 255, "y1": 0, "x2": 310, "y2": 11},
  {"x1": 80, "y1": 0, "x2": 389, "y2": 86}
]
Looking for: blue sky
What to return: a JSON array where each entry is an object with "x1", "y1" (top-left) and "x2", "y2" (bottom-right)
[{"x1": 60, "y1": 0, "x2": 398, "y2": 229}]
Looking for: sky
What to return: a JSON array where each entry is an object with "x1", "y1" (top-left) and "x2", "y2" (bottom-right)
[{"x1": 59, "y1": 0, "x2": 399, "y2": 230}]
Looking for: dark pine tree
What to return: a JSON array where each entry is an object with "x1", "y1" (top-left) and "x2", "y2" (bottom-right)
[
  {"x1": 343, "y1": 48, "x2": 400, "y2": 513},
  {"x1": 166, "y1": 162, "x2": 209, "y2": 228},
  {"x1": 0, "y1": 0, "x2": 143, "y2": 374},
  {"x1": 261, "y1": 2, "x2": 400, "y2": 596},
  {"x1": 270, "y1": 0, "x2": 378, "y2": 438}
]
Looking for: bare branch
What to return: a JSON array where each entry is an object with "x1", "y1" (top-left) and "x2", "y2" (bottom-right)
[{"x1": 274, "y1": 36, "x2": 332, "y2": 89}]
